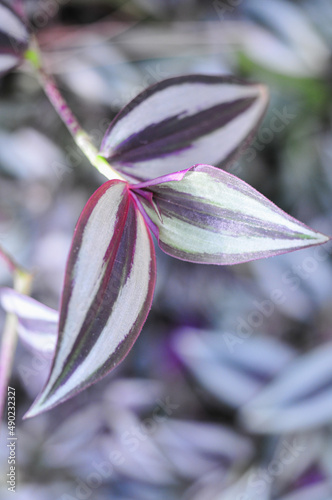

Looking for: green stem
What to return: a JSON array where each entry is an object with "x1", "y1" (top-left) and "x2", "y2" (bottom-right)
[{"x1": 25, "y1": 44, "x2": 125, "y2": 182}]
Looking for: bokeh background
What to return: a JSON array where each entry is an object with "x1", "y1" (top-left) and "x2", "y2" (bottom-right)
[{"x1": 1, "y1": 0, "x2": 332, "y2": 498}]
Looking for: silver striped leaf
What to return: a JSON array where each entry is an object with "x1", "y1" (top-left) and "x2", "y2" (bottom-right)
[
  {"x1": 25, "y1": 180, "x2": 156, "y2": 418},
  {"x1": 134, "y1": 164, "x2": 330, "y2": 265},
  {"x1": 100, "y1": 75, "x2": 268, "y2": 182}
]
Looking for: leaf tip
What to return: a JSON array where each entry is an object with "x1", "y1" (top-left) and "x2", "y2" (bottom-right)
[
  {"x1": 23, "y1": 396, "x2": 51, "y2": 419},
  {"x1": 308, "y1": 229, "x2": 331, "y2": 246}
]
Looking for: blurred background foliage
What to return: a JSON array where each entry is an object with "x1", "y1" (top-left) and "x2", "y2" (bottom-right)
[{"x1": 1, "y1": 0, "x2": 332, "y2": 499}]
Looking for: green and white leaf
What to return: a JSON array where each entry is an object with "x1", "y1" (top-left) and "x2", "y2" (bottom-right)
[{"x1": 138, "y1": 164, "x2": 329, "y2": 265}]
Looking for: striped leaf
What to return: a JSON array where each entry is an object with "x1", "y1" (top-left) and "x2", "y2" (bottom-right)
[
  {"x1": 134, "y1": 164, "x2": 329, "y2": 265},
  {"x1": 100, "y1": 75, "x2": 268, "y2": 182},
  {"x1": 25, "y1": 180, "x2": 156, "y2": 418},
  {"x1": 0, "y1": 1, "x2": 29, "y2": 76},
  {"x1": 0, "y1": 287, "x2": 58, "y2": 354}
]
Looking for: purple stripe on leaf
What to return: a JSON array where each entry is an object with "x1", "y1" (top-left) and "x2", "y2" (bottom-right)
[
  {"x1": 154, "y1": 196, "x2": 313, "y2": 240},
  {"x1": 48, "y1": 190, "x2": 131, "y2": 396},
  {"x1": 103, "y1": 74, "x2": 263, "y2": 122},
  {"x1": 25, "y1": 181, "x2": 156, "y2": 417},
  {"x1": 108, "y1": 98, "x2": 256, "y2": 164},
  {"x1": 20, "y1": 67, "x2": 331, "y2": 420},
  {"x1": 133, "y1": 164, "x2": 329, "y2": 265},
  {"x1": 100, "y1": 74, "x2": 268, "y2": 181}
]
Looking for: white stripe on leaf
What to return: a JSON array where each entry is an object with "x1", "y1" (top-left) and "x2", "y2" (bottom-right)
[
  {"x1": 100, "y1": 76, "x2": 268, "y2": 181},
  {"x1": 137, "y1": 164, "x2": 329, "y2": 265},
  {"x1": 53, "y1": 181, "x2": 128, "y2": 375},
  {"x1": 102, "y1": 81, "x2": 263, "y2": 150},
  {"x1": 25, "y1": 181, "x2": 156, "y2": 417},
  {"x1": 40, "y1": 210, "x2": 155, "y2": 412}
]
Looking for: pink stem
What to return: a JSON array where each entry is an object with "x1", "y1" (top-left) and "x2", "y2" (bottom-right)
[
  {"x1": 0, "y1": 247, "x2": 18, "y2": 274},
  {"x1": 39, "y1": 70, "x2": 81, "y2": 139}
]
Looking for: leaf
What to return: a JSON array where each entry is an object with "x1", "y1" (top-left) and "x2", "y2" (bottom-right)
[
  {"x1": 239, "y1": 341, "x2": 332, "y2": 433},
  {"x1": 156, "y1": 420, "x2": 253, "y2": 469},
  {"x1": 172, "y1": 328, "x2": 296, "y2": 408},
  {"x1": 25, "y1": 180, "x2": 156, "y2": 418},
  {"x1": 0, "y1": 287, "x2": 58, "y2": 354},
  {"x1": 134, "y1": 164, "x2": 330, "y2": 265},
  {"x1": 208, "y1": 467, "x2": 271, "y2": 500},
  {"x1": 100, "y1": 74, "x2": 268, "y2": 182},
  {"x1": 242, "y1": 0, "x2": 329, "y2": 78},
  {"x1": 0, "y1": 1, "x2": 29, "y2": 76},
  {"x1": 277, "y1": 482, "x2": 332, "y2": 500}
]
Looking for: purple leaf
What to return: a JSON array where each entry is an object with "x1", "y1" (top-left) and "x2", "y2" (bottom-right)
[
  {"x1": 134, "y1": 164, "x2": 330, "y2": 265},
  {"x1": 100, "y1": 75, "x2": 268, "y2": 182},
  {"x1": 25, "y1": 180, "x2": 156, "y2": 418},
  {"x1": 0, "y1": 1, "x2": 29, "y2": 76}
]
